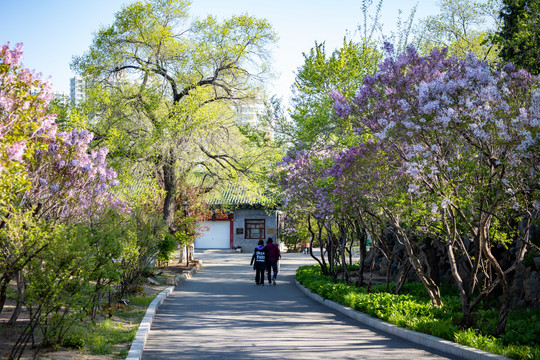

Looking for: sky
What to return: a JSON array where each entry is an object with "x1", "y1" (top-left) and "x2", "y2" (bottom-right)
[{"x1": 0, "y1": 0, "x2": 439, "y2": 104}]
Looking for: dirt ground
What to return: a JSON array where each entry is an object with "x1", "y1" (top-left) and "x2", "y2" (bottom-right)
[{"x1": 0, "y1": 261, "x2": 196, "y2": 360}]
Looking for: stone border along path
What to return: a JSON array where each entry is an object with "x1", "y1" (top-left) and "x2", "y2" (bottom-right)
[
  {"x1": 295, "y1": 281, "x2": 509, "y2": 360},
  {"x1": 125, "y1": 263, "x2": 202, "y2": 360}
]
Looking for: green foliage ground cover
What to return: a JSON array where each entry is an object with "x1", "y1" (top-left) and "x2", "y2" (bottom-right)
[
  {"x1": 55, "y1": 292, "x2": 156, "y2": 358},
  {"x1": 296, "y1": 265, "x2": 540, "y2": 360}
]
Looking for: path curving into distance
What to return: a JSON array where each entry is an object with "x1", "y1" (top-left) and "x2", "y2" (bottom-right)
[{"x1": 141, "y1": 251, "x2": 459, "y2": 360}]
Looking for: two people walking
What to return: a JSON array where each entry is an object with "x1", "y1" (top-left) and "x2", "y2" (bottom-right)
[{"x1": 250, "y1": 237, "x2": 281, "y2": 286}]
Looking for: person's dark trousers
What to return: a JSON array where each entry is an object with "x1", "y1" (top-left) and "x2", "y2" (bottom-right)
[
  {"x1": 255, "y1": 268, "x2": 265, "y2": 285},
  {"x1": 267, "y1": 260, "x2": 278, "y2": 283},
  {"x1": 266, "y1": 263, "x2": 272, "y2": 284}
]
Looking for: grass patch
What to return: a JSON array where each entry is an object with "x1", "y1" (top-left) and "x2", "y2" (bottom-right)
[
  {"x1": 297, "y1": 265, "x2": 540, "y2": 360},
  {"x1": 128, "y1": 293, "x2": 155, "y2": 307},
  {"x1": 59, "y1": 291, "x2": 161, "y2": 358}
]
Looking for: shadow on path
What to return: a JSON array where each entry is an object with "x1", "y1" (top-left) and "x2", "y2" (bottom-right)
[{"x1": 142, "y1": 252, "x2": 458, "y2": 360}]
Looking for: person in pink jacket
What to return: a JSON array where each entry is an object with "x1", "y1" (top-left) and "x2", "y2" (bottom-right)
[{"x1": 264, "y1": 237, "x2": 281, "y2": 286}]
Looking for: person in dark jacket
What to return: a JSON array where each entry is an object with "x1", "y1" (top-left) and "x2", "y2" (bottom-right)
[
  {"x1": 264, "y1": 237, "x2": 281, "y2": 286},
  {"x1": 250, "y1": 240, "x2": 267, "y2": 285}
]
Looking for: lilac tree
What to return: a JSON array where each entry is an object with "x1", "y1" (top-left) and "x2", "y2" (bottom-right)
[
  {"x1": 331, "y1": 44, "x2": 539, "y2": 333},
  {"x1": 27, "y1": 128, "x2": 129, "y2": 221},
  {"x1": 0, "y1": 42, "x2": 56, "y2": 207},
  {"x1": 0, "y1": 42, "x2": 57, "y2": 315},
  {"x1": 1, "y1": 42, "x2": 126, "y2": 220},
  {"x1": 286, "y1": 138, "x2": 444, "y2": 304},
  {"x1": 322, "y1": 140, "x2": 443, "y2": 298},
  {"x1": 0, "y1": 42, "x2": 127, "y2": 317},
  {"x1": 276, "y1": 147, "x2": 338, "y2": 274}
]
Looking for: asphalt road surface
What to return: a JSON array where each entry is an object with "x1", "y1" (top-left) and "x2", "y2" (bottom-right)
[{"x1": 141, "y1": 251, "x2": 459, "y2": 360}]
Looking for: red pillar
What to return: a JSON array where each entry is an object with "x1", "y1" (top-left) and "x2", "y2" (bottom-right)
[{"x1": 229, "y1": 213, "x2": 234, "y2": 249}]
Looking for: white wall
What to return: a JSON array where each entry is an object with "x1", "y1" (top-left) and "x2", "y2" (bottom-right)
[{"x1": 195, "y1": 221, "x2": 230, "y2": 249}]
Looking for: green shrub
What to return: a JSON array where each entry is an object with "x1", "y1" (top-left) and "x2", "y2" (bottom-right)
[
  {"x1": 502, "y1": 309, "x2": 540, "y2": 347},
  {"x1": 157, "y1": 234, "x2": 177, "y2": 263},
  {"x1": 296, "y1": 264, "x2": 540, "y2": 360},
  {"x1": 454, "y1": 328, "x2": 499, "y2": 351},
  {"x1": 61, "y1": 332, "x2": 86, "y2": 350}
]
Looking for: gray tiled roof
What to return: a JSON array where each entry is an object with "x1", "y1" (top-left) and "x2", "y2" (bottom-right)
[{"x1": 206, "y1": 184, "x2": 276, "y2": 208}]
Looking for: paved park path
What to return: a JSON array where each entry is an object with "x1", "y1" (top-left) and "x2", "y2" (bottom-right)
[{"x1": 142, "y1": 251, "x2": 459, "y2": 360}]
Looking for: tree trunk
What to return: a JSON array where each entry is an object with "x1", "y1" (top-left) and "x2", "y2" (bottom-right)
[
  {"x1": 354, "y1": 220, "x2": 367, "y2": 287},
  {"x1": 385, "y1": 254, "x2": 393, "y2": 292},
  {"x1": 424, "y1": 237, "x2": 440, "y2": 286},
  {"x1": 340, "y1": 243, "x2": 349, "y2": 284},
  {"x1": 8, "y1": 271, "x2": 25, "y2": 325},
  {"x1": 442, "y1": 209, "x2": 474, "y2": 326},
  {"x1": 495, "y1": 274, "x2": 509, "y2": 336},
  {"x1": 394, "y1": 226, "x2": 443, "y2": 306},
  {"x1": 308, "y1": 217, "x2": 328, "y2": 275},
  {"x1": 178, "y1": 246, "x2": 184, "y2": 264},
  {"x1": 338, "y1": 223, "x2": 349, "y2": 284},
  {"x1": 395, "y1": 262, "x2": 411, "y2": 295},
  {"x1": 446, "y1": 235, "x2": 473, "y2": 326},
  {"x1": 479, "y1": 219, "x2": 509, "y2": 336},
  {"x1": 162, "y1": 153, "x2": 177, "y2": 233},
  {"x1": 0, "y1": 278, "x2": 9, "y2": 314},
  {"x1": 91, "y1": 277, "x2": 103, "y2": 320},
  {"x1": 367, "y1": 247, "x2": 379, "y2": 293},
  {"x1": 327, "y1": 233, "x2": 336, "y2": 280},
  {"x1": 307, "y1": 216, "x2": 325, "y2": 270}
]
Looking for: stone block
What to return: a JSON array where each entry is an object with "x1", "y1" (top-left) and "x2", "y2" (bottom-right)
[{"x1": 534, "y1": 257, "x2": 540, "y2": 271}]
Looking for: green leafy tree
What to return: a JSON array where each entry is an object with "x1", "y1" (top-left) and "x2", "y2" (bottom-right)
[
  {"x1": 9, "y1": 223, "x2": 93, "y2": 358},
  {"x1": 413, "y1": 0, "x2": 501, "y2": 62},
  {"x1": 290, "y1": 39, "x2": 380, "y2": 147},
  {"x1": 72, "y1": 0, "x2": 277, "y2": 234},
  {"x1": 493, "y1": 0, "x2": 540, "y2": 74}
]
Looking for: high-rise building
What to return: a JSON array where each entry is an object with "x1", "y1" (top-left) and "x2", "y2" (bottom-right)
[
  {"x1": 53, "y1": 91, "x2": 70, "y2": 105},
  {"x1": 233, "y1": 101, "x2": 274, "y2": 140},
  {"x1": 233, "y1": 102, "x2": 264, "y2": 126},
  {"x1": 70, "y1": 76, "x2": 87, "y2": 105}
]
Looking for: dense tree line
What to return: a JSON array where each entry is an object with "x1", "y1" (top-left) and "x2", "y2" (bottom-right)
[
  {"x1": 0, "y1": 0, "x2": 276, "y2": 358},
  {"x1": 273, "y1": 0, "x2": 539, "y2": 339},
  {"x1": 2, "y1": 0, "x2": 539, "y2": 357}
]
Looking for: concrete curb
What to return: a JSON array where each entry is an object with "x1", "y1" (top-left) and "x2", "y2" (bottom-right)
[
  {"x1": 125, "y1": 262, "x2": 202, "y2": 360},
  {"x1": 295, "y1": 280, "x2": 509, "y2": 360}
]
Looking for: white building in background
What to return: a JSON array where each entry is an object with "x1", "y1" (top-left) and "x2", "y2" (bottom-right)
[
  {"x1": 53, "y1": 91, "x2": 70, "y2": 105},
  {"x1": 233, "y1": 101, "x2": 274, "y2": 140},
  {"x1": 70, "y1": 76, "x2": 87, "y2": 105},
  {"x1": 233, "y1": 102, "x2": 264, "y2": 126}
]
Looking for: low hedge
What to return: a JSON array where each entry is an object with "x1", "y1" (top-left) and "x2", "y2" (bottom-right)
[{"x1": 296, "y1": 265, "x2": 540, "y2": 360}]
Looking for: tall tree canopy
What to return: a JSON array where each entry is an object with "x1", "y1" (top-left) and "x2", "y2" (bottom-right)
[
  {"x1": 289, "y1": 39, "x2": 380, "y2": 148},
  {"x1": 413, "y1": 0, "x2": 501, "y2": 62},
  {"x1": 494, "y1": 0, "x2": 540, "y2": 74},
  {"x1": 72, "y1": 0, "x2": 277, "y2": 232}
]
